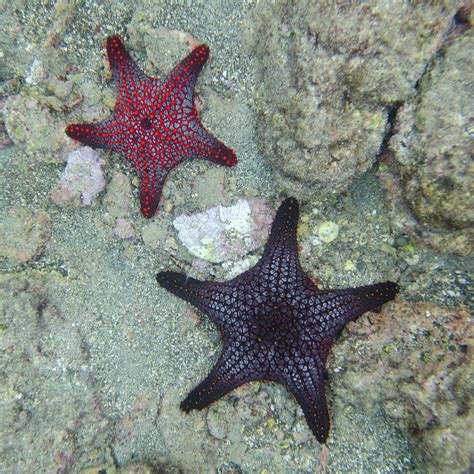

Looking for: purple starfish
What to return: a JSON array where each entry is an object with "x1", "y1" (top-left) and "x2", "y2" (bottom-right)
[
  {"x1": 157, "y1": 197, "x2": 399, "y2": 442},
  {"x1": 66, "y1": 36, "x2": 236, "y2": 218}
]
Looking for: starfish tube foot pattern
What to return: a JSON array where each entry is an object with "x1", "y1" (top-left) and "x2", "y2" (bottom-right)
[
  {"x1": 157, "y1": 197, "x2": 399, "y2": 443},
  {"x1": 66, "y1": 35, "x2": 236, "y2": 217}
]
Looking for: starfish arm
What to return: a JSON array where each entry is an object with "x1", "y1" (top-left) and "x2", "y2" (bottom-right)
[
  {"x1": 138, "y1": 171, "x2": 169, "y2": 218},
  {"x1": 252, "y1": 197, "x2": 307, "y2": 292},
  {"x1": 106, "y1": 36, "x2": 148, "y2": 98},
  {"x1": 337, "y1": 281, "x2": 399, "y2": 322},
  {"x1": 65, "y1": 120, "x2": 120, "y2": 151},
  {"x1": 187, "y1": 129, "x2": 237, "y2": 168},
  {"x1": 312, "y1": 282, "x2": 399, "y2": 349},
  {"x1": 263, "y1": 197, "x2": 299, "y2": 257},
  {"x1": 280, "y1": 360, "x2": 330, "y2": 444},
  {"x1": 156, "y1": 271, "x2": 237, "y2": 325},
  {"x1": 163, "y1": 45, "x2": 209, "y2": 100},
  {"x1": 181, "y1": 345, "x2": 256, "y2": 412}
]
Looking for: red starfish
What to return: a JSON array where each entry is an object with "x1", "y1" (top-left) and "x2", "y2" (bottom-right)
[
  {"x1": 66, "y1": 36, "x2": 236, "y2": 218},
  {"x1": 157, "y1": 198, "x2": 399, "y2": 443}
]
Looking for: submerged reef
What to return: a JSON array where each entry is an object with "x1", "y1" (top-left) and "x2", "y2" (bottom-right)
[
  {"x1": 0, "y1": 207, "x2": 51, "y2": 264},
  {"x1": 331, "y1": 299, "x2": 473, "y2": 473},
  {"x1": 251, "y1": 1, "x2": 462, "y2": 201},
  {"x1": 384, "y1": 31, "x2": 474, "y2": 255},
  {"x1": 3, "y1": 95, "x2": 74, "y2": 162}
]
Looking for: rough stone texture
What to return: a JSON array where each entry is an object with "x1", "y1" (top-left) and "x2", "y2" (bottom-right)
[
  {"x1": 386, "y1": 31, "x2": 473, "y2": 255},
  {"x1": 155, "y1": 381, "x2": 323, "y2": 472},
  {"x1": 141, "y1": 215, "x2": 173, "y2": 251},
  {"x1": 192, "y1": 167, "x2": 228, "y2": 210},
  {"x1": 0, "y1": 273, "x2": 113, "y2": 472},
  {"x1": 0, "y1": 207, "x2": 51, "y2": 264},
  {"x1": 51, "y1": 146, "x2": 106, "y2": 208},
  {"x1": 127, "y1": 25, "x2": 201, "y2": 75},
  {"x1": 3, "y1": 95, "x2": 74, "y2": 162},
  {"x1": 114, "y1": 218, "x2": 135, "y2": 240},
  {"x1": 104, "y1": 172, "x2": 133, "y2": 218},
  {"x1": 0, "y1": 97, "x2": 13, "y2": 149},
  {"x1": 173, "y1": 198, "x2": 275, "y2": 263},
  {"x1": 251, "y1": 1, "x2": 460, "y2": 200},
  {"x1": 330, "y1": 299, "x2": 473, "y2": 473}
]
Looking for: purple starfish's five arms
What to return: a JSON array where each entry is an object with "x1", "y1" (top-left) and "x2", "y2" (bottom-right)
[
  {"x1": 157, "y1": 197, "x2": 399, "y2": 443},
  {"x1": 66, "y1": 35, "x2": 236, "y2": 218}
]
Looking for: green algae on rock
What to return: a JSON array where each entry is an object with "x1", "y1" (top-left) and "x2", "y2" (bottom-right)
[
  {"x1": 317, "y1": 220, "x2": 340, "y2": 243},
  {"x1": 330, "y1": 299, "x2": 473, "y2": 473},
  {"x1": 250, "y1": 0, "x2": 461, "y2": 201}
]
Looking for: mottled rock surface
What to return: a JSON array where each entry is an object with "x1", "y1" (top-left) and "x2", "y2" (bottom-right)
[
  {"x1": 104, "y1": 172, "x2": 133, "y2": 218},
  {"x1": 3, "y1": 95, "x2": 73, "y2": 162},
  {"x1": 251, "y1": 1, "x2": 461, "y2": 200},
  {"x1": 0, "y1": 207, "x2": 51, "y2": 264},
  {"x1": 0, "y1": 273, "x2": 112, "y2": 473},
  {"x1": 386, "y1": 31, "x2": 473, "y2": 255},
  {"x1": 114, "y1": 218, "x2": 135, "y2": 240},
  {"x1": 331, "y1": 299, "x2": 473, "y2": 473}
]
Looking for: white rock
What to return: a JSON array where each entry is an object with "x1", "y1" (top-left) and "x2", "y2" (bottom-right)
[{"x1": 173, "y1": 198, "x2": 274, "y2": 263}]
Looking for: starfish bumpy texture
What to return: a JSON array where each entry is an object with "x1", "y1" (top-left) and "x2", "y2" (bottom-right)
[
  {"x1": 66, "y1": 36, "x2": 236, "y2": 217},
  {"x1": 157, "y1": 197, "x2": 399, "y2": 442}
]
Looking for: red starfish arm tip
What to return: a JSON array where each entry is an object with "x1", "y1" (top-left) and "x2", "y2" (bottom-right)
[
  {"x1": 186, "y1": 44, "x2": 210, "y2": 73},
  {"x1": 106, "y1": 35, "x2": 129, "y2": 68},
  {"x1": 65, "y1": 122, "x2": 109, "y2": 149},
  {"x1": 202, "y1": 139, "x2": 237, "y2": 167},
  {"x1": 139, "y1": 177, "x2": 168, "y2": 218},
  {"x1": 212, "y1": 140, "x2": 237, "y2": 166},
  {"x1": 162, "y1": 44, "x2": 210, "y2": 98},
  {"x1": 106, "y1": 35, "x2": 147, "y2": 90}
]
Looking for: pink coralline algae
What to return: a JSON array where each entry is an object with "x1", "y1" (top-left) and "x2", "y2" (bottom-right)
[{"x1": 51, "y1": 146, "x2": 106, "y2": 208}]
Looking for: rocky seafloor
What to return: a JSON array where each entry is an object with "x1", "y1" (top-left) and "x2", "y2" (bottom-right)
[{"x1": 0, "y1": 1, "x2": 472, "y2": 473}]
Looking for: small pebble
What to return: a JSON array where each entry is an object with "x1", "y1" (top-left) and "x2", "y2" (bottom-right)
[
  {"x1": 317, "y1": 221, "x2": 340, "y2": 243},
  {"x1": 113, "y1": 218, "x2": 135, "y2": 240}
]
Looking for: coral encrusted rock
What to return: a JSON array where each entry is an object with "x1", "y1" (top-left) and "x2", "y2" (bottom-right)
[
  {"x1": 0, "y1": 207, "x2": 52, "y2": 264},
  {"x1": 387, "y1": 31, "x2": 473, "y2": 255},
  {"x1": 331, "y1": 299, "x2": 473, "y2": 473},
  {"x1": 251, "y1": 1, "x2": 461, "y2": 201}
]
